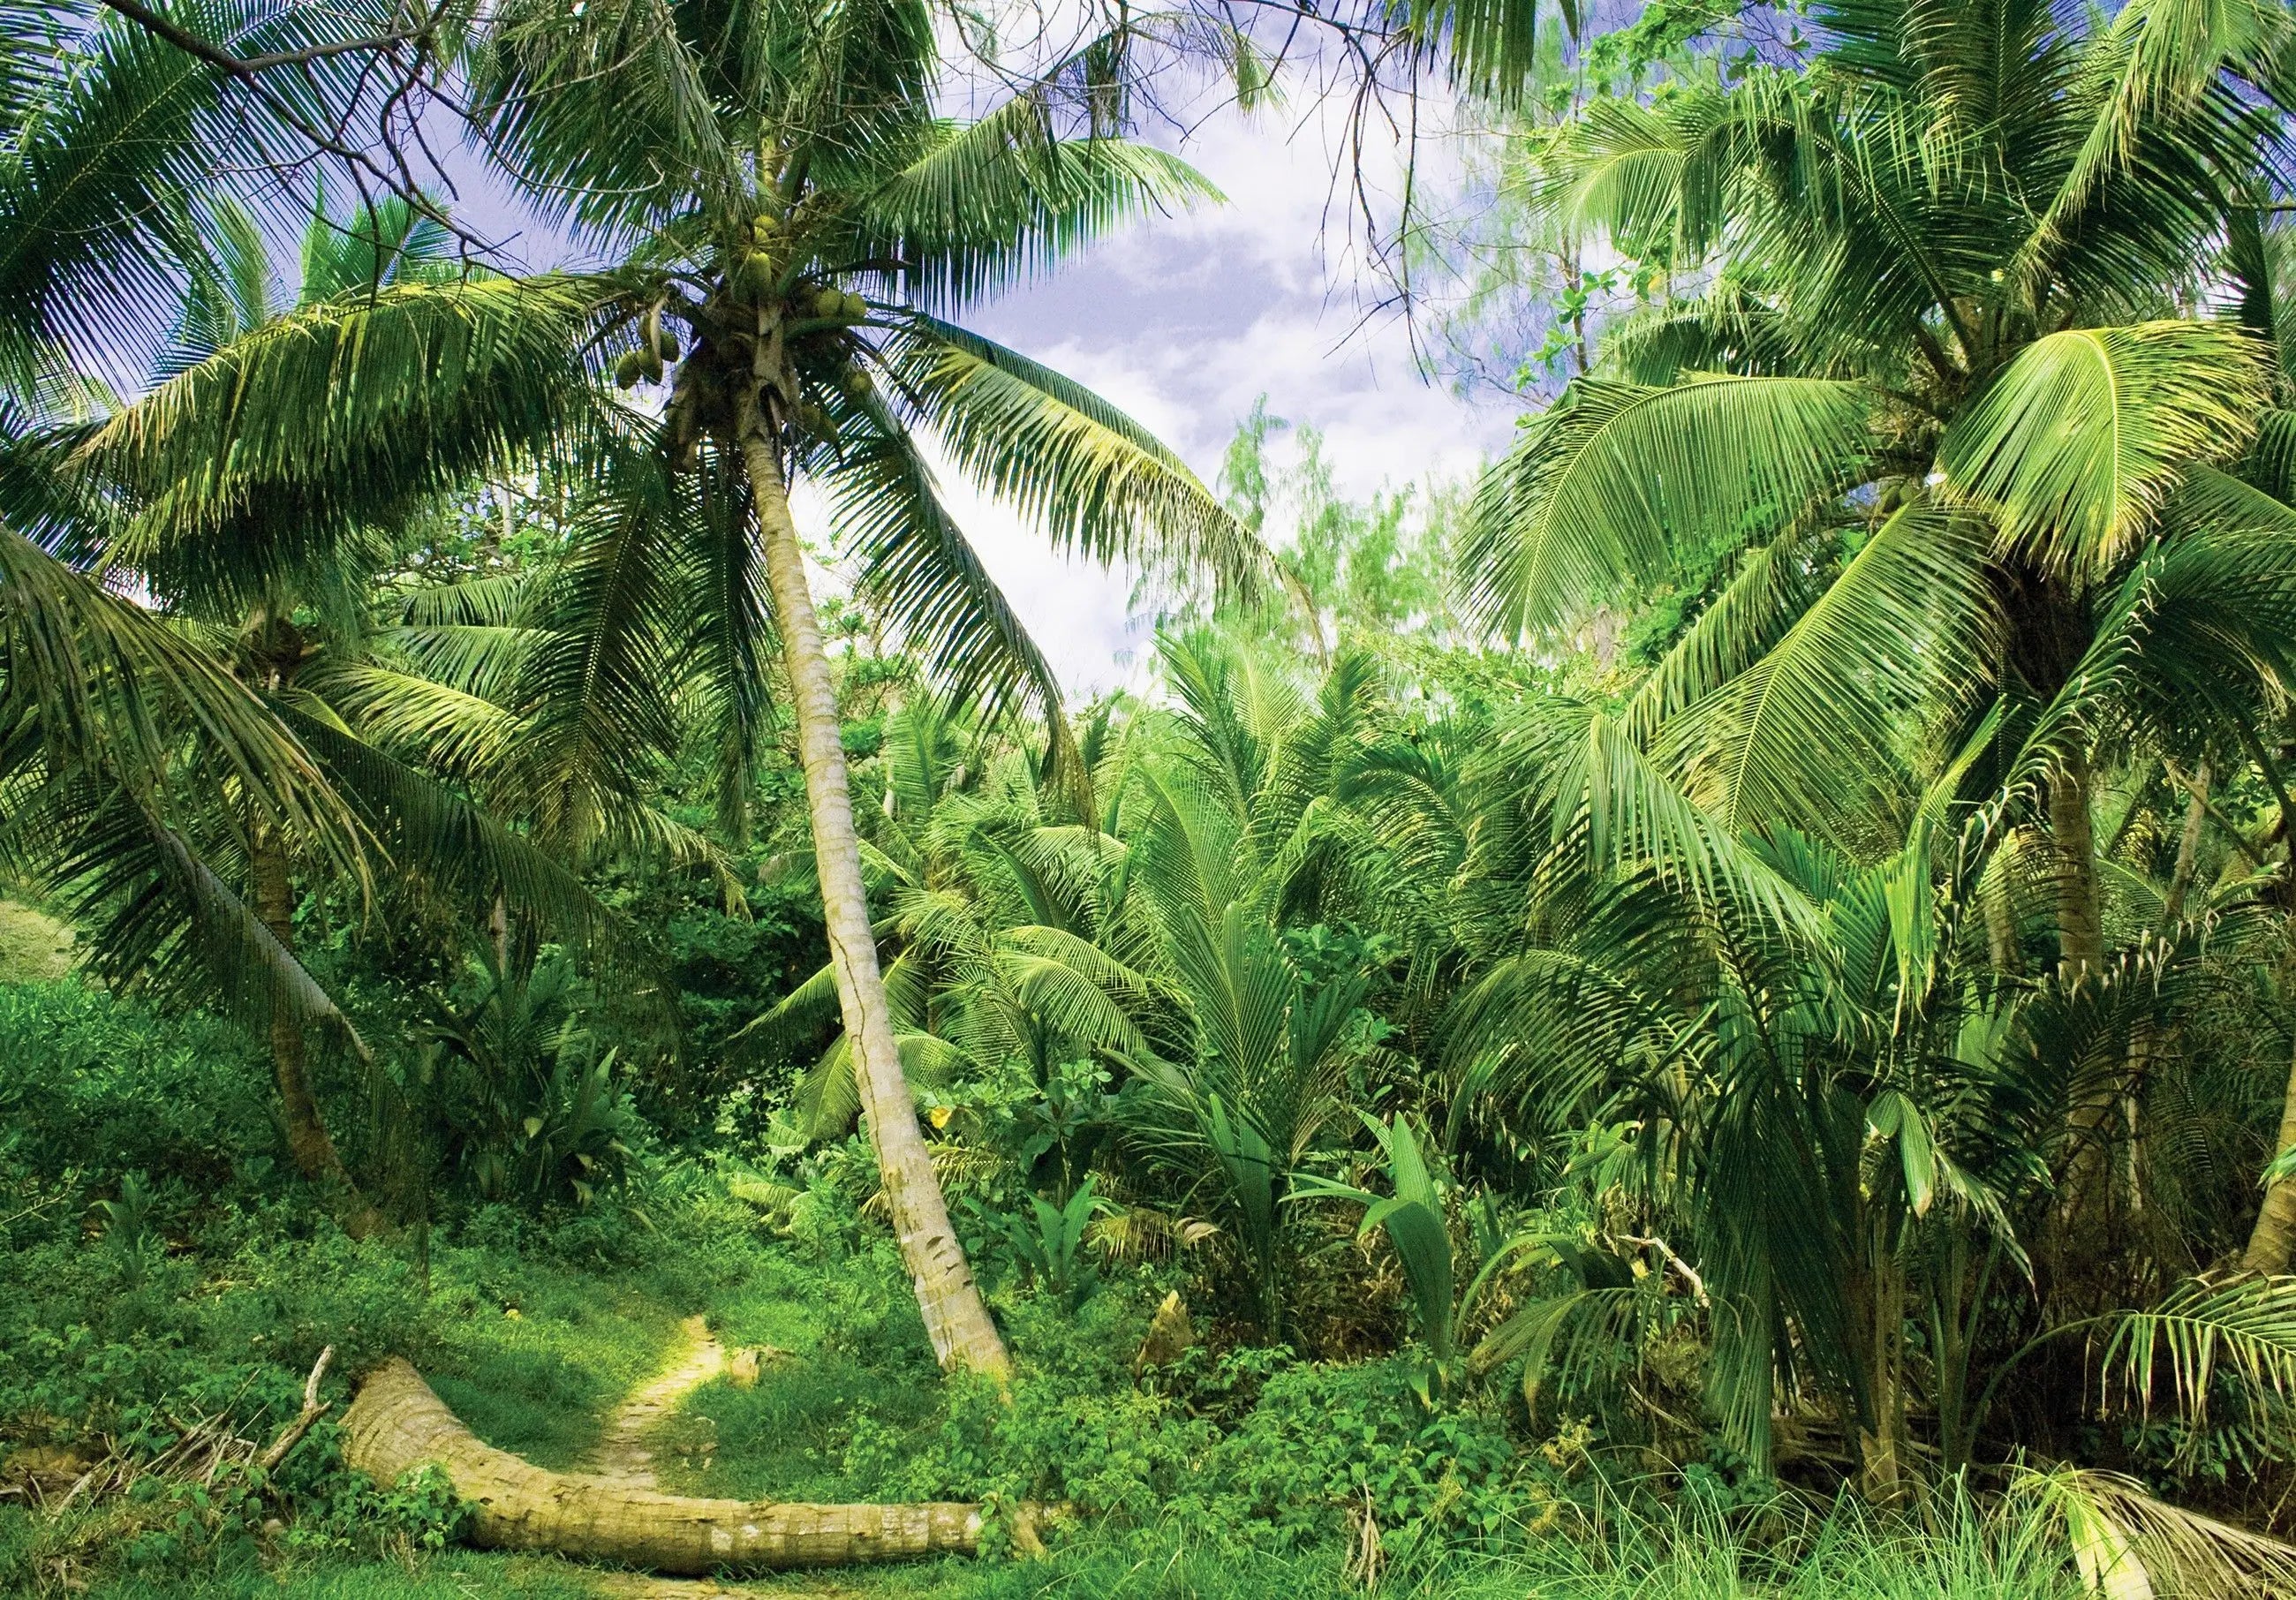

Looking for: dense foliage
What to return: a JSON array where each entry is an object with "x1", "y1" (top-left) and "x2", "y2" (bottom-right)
[{"x1": 11, "y1": 0, "x2": 2296, "y2": 1594}]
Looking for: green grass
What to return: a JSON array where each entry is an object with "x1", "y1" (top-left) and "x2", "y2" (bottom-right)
[
  {"x1": 0, "y1": 900, "x2": 74, "y2": 985},
  {"x1": 419, "y1": 1238, "x2": 694, "y2": 1470},
  {"x1": 79, "y1": 1552, "x2": 617, "y2": 1599},
  {"x1": 58, "y1": 1502, "x2": 2090, "y2": 1600},
  {"x1": 655, "y1": 1245, "x2": 942, "y2": 1503}
]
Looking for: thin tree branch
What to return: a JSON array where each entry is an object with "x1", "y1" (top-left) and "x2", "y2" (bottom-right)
[{"x1": 94, "y1": 0, "x2": 434, "y2": 76}]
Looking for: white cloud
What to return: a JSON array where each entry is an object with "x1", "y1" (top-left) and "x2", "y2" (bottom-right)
[{"x1": 928, "y1": 90, "x2": 1519, "y2": 693}]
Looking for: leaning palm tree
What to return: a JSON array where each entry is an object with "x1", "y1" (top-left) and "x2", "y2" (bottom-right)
[
  {"x1": 98, "y1": 0, "x2": 1272, "y2": 1376},
  {"x1": 1462, "y1": 0, "x2": 2296, "y2": 1252},
  {"x1": 474, "y1": 0, "x2": 1273, "y2": 1377},
  {"x1": 37, "y1": 195, "x2": 638, "y2": 1232}
]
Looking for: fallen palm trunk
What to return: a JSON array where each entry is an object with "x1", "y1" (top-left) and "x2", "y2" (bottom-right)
[{"x1": 342, "y1": 1358, "x2": 989, "y2": 1572}]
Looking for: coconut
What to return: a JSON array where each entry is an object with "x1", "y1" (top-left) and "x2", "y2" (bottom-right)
[
  {"x1": 613, "y1": 351, "x2": 645, "y2": 389},
  {"x1": 751, "y1": 212, "x2": 776, "y2": 240},
  {"x1": 810, "y1": 284, "x2": 843, "y2": 319},
  {"x1": 641, "y1": 350, "x2": 664, "y2": 385},
  {"x1": 842, "y1": 368, "x2": 872, "y2": 398},
  {"x1": 840, "y1": 291, "x2": 868, "y2": 321},
  {"x1": 654, "y1": 329, "x2": 680, "y2": 363}
]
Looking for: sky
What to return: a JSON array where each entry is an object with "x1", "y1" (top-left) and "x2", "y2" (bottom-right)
[
  {"x1": 451, "y1": 68, "x2": 1524, "y2": 697},
  {"x1": 947, "y1": 94, "x2": 1522, "y2": 692}
]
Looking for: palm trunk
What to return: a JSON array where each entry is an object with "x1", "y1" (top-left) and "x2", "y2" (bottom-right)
[
  {"x1": 2243, "y1": 1037, "x2": 2296, "y2": 1274},
  {"x1": 2051, "y1": 750, "x2": 2104, "y2": 980},
  {"x1": 1983, "y1": 871, "x2": 2022, "y2": 976},
  {"x1": 2161, "y1": 761, "x2": 2209, "y2": 926},
  {"x1": 734, "y1": 392, "x2": 1010, "y2": 1380},
  {"x1": 344, "y1": 1358, "x2": 1001, "y2": 1570},
  {"x1": 251, "y1": 825, "x2": 376, "y2": 1235},
  {"x1": 2051, "y1": 749, "x2": 2119, "y2": 1267},
  {"x1": 1856, "y1": 1220, "x2": 1908, "y2": 1505}
]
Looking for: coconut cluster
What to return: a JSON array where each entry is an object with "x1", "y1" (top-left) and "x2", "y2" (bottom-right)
[{"x1": 613, "y1": 306, "x2": 681, "y2": 389}]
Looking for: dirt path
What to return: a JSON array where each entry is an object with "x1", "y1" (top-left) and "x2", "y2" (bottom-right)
[
  {"x1": 579, "y1": 1314, "x2": 726, "y2": 1491},
  {"x1": 571, "y1": 1317, "x2": 750, "y2": 1599}
]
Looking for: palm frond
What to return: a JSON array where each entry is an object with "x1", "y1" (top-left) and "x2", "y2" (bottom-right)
[
  {"x1": 1938, "y1": 321, "x2": 2267, "y2": 580},
  {"x1": 880, "y1": 313, "x2": 1273, "y2": 603},
  {"x1": 1461, "y1": 375, "x2": 1878, "y2": 640}
]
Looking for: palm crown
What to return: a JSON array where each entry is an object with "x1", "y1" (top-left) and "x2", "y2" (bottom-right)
[{"x1": 1466, "y1": 0, "x2": 2296, "y2": 988}]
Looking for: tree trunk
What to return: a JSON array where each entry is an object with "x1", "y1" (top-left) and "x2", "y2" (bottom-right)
[
  {"x1": 1856, "y1": 1225, "x2": 1908, "y2": 1506},
  {"x1": 733, "y1": 392, "x2": 1010, "y2": 1380},
  {"x1": 251, "y1": 826, "x2": 379, "y2": 1235},
  {"x1": 342, "y1": 1358, "x2": 996, "y2": 1571},
  {"x1": 2051, "y1": 748, "x2": 2123, "y2": 1275},
  {"x1": 2243, "y1": 1037, "x2": 2296, "y2": 1274},
  {"x1": 1983, "y1": 868, "x2": 2022, "y2": 977},
  {"x1": 2161, "y1": 760, "x2": 2209, "y2": 927},
  {"x1": 2051, "y1": 749, "x2": 2104, "y2": 980}
]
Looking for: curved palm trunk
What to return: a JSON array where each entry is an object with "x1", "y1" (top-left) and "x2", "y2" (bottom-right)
[
  {"x1": 343, "y1": 1357, "x2": 998, "y2": 1569},
  {"x1": 734, "y1": 393, "x2": 1010, "y2": 1380},
  {"x1": 251, "y1": 825, "x2": 381, "y2": 1237},
  {"x1": 2243, "y1": 1037, "x2": 2296, "y2": 1274}
]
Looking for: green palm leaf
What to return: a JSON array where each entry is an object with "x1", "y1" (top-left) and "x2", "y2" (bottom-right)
[
  {"x1": 1938, "y1": 321, "x2": 2268, "y2": 579},
  {"x1": 1461, "y1": 375, "x2": 1878, "y2": 640},
  {"x1": 855, "y1": 94, "x2": 1221, "y2": 309},
  {"x1": 880, "y1": 314, "x2": 1272, "y2": 601}
]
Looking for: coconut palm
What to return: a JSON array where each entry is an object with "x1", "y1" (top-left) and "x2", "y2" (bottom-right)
[
  {"x1": 473, "y1": 0, "x2": 1280, "y2": 1375},
  {"x1": 86, "y1": 0, "x2": 1271, "y2": 1375},
  {"x1": 1461, "y1": 0, "x2": 2296, "y2": 1254},
  {"x1": 13, "y1": 196, "x2": 637, "y2": 1231}
]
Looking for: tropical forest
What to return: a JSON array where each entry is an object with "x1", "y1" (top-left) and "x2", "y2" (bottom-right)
[{"x1": 12, "y1": 0, "x2": 2296, "y2": 1595}]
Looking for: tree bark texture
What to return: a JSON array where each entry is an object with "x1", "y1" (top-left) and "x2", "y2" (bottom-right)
[
  {"x1": 2050, "y1": 750, "x2": 2123, "y2": 1273},
  {"x1": 734, "y1": 391, "x2": 1010, "y2": 1380},
  {"x1": 2051, "y1": 750, "x2": 2105, "y2": 980},
  {"x1": 2162, "y1": 760, "x2": 2209, "y2": 926},
  {"x1": 249, "y1": 825, "x2": 378, "y2": 1242},
  {"x1": 342, "y1": 1358, "x2": 988, "y2": 1571},
  {"x1": 2244, "y1": 1038, "x2": 2296, "y2": 1275}
]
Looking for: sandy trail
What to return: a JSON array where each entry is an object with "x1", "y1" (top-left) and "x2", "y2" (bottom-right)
[{"x1": 578, "y1": 1314, "x2": 726, "y2": 1491}]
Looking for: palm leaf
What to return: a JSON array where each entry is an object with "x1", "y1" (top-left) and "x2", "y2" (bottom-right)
[
  {"x1": 879, "y1": 313, "x2": 1273, "y2": 602},
  {"x1": 1461, "y1": 375, "x2": 1878, "y2": 640},
  {"x1": 1937, "y1": 321, "x2": 2268, "y2": 580}
]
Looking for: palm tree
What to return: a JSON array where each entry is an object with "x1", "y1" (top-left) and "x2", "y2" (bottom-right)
[
  {"x1": 0, "y1": 3, "x2": 403, "y2": 984},
  {"x1": 22, "y1": 194, "x2": 634, "y2": 1231},
  {"x1": 83, "y1": 0, "x2": 1273, "y2": 1374},
  {"x1": 476, "y1": 0, "x2": 1278, "y2": 1376},
  {"x1": 1461, "y1": 0, "x2": 2296, "y2": 1256}
]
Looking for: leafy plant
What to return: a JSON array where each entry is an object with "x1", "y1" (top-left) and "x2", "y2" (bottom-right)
[{"x1": 998, "y1": 1175, "x2": 1110, "y2": 1311}]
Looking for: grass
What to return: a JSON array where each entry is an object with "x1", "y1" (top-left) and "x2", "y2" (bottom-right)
[
  {"x1": 419, "y1": 1237, "x2": 694, "y2": 1471},
  {"x1": 656, "y1": 1247, "x2": 943, "y2": 1503},
  {"x1": 0, "y1": 900, "x2": 73, "y2": 985},
  {"x1": 60, "y1": 1501, "x2": 2093, "y2": 1599},
  {"x1": 78, "y1": 1553, "x2": 620, "y2": 1598}
]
